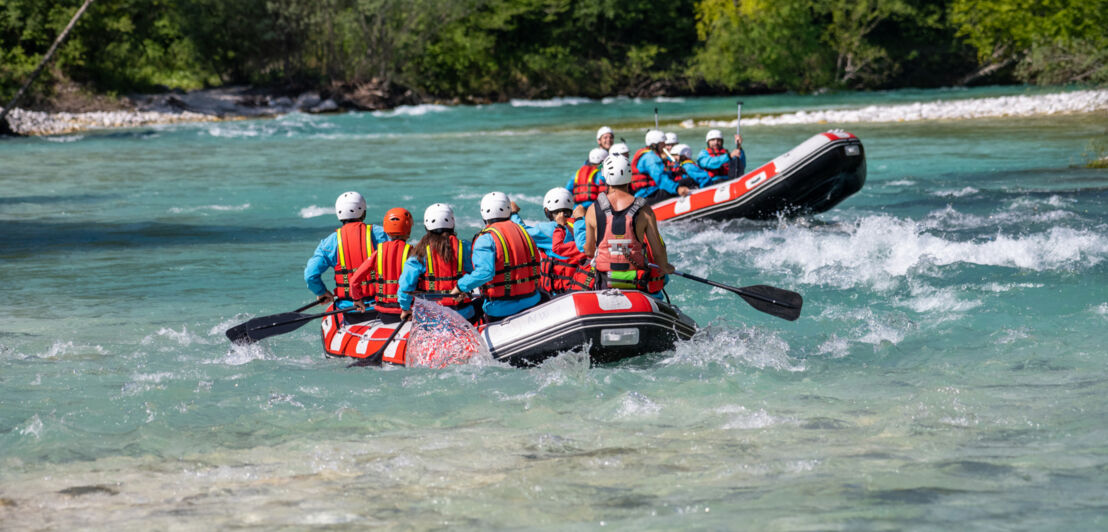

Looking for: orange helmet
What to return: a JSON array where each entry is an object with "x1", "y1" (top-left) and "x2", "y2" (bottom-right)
[{"x1": 383, "y1": 207, "x2": 413, "y2": 238}]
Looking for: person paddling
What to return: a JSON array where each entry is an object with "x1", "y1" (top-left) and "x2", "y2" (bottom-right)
[
  {"x1": 584, "y1": 156, "x2": 674, "y2": 298},
  {"x1": 303, "y1": 191, "x2": 389, "y2": 318},
  {"x1": 698, "y1": 129, "x2": 746, "y2": 181},
  {"x1": 631, "y1": 130, "x2": 689, "y2": 203},
  {"x1": 566, "y1": 147, "x2": 608, "y2": 209},
  {"x1": 350, "y1": 208, "x2": 413, "y2": 322},
  {"x1": 449, "y1": 192, "x2": 542, "y2": 322},
  {"x1": 396, "y1": 203, "x2": 477, "y2": 322}
]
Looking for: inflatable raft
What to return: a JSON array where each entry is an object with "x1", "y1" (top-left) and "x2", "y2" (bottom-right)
[
  {"x1": 321, "y1": 290, "x2": 697, "y2": 366},
  {"x1": 653, "y1": 130, "x2": 866, "y2": 222}
]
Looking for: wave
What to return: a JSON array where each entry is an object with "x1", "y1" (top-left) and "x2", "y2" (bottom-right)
[
  {"x1": 697, "y1": 89, "x2": 1108, "y2": 127},
  {"x1": 168, "y1": 203, "x2": 251, "y2": 214},
  {"x1": 299, "y1": 205, "x2": 332, "y2": 218},
  {"x1": 371, "y1": 104, "x2": 450, "y2": 117},
  {"x1": 509, "y1": 97, "x2": 593, "y2": 108}
]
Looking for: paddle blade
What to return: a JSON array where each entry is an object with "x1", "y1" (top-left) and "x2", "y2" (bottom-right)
[
  {"x1": 738, "y1": 285, "x2": 803, "y2": 321},
  {"x1": 225, "y1": 312, "x2": 311, "y2": 344}
]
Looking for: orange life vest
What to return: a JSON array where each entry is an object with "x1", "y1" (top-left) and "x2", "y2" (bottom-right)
[
  {"x1": 705, "y1": 146, "x2": 731, "y2": 180},
  {"x1": 478, "y1": 221, "x2": 540, "y2": 300},
  {"x1": 572, "y1": 164, "x2": 605, "y2": 204},
  {"x1": 334, "y1": 223, "x2": 375, "y2": 302},
  {"x1": 416, "y1": 236, "x2": 471, "y2": 307},
  {"x1": 630, "y1": 147, "x2": 656, "y2": 193},
  {"x1": 372, "y1": 240, "x2": 411, "y2": 314}
]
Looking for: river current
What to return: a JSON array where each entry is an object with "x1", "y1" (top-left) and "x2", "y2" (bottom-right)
[{"x1": 1, "y1": 86, "x2": 1106, "y2": 530}]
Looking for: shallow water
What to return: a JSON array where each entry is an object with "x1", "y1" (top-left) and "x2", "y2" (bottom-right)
[{"x1": 2, "y1": 87, "x2": 1107, "y2": 530}]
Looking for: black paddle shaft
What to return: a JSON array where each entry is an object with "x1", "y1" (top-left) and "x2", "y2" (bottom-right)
[{"x1": 670, "y1": 269, "x2": 803, "y2": 321}]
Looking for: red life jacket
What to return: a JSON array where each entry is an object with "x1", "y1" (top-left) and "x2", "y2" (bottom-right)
[
  {"x1": 479, "y1": 221, "x2": 540, "y2": 300},
  {"x1": 416, "y1": 235, "x2": 471, "y2": 307},
  {"x1": 705, "y1": 146, "x2": 731, "y2": 180},
  {"x1": 372, "y1": 240, "x2": 412, "y2": 314},
  {"x1": 630, "y1": 147, "x2": 656, "y2": 193},
  {"x1": 593, "y1": 193, "x2": 666, "y2": 294},
  {"x1": 540, "y1": 224, "x2": 588, "y2": 294},
  {"x1": 572, "y1": 164, "x2": 605, "y2": 204},
  {"x1": 333, "y1": 223, "x2": 376, "y2": 302}
]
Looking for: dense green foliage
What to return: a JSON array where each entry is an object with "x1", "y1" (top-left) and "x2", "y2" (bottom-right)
[{"x1": 2, "y1": 0, "x2": 1104, "y2": 105}]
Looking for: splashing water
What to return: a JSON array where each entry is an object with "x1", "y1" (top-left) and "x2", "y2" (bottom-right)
[{"x1": 404, "y1": 299, "x2": 490, "y2": 368}]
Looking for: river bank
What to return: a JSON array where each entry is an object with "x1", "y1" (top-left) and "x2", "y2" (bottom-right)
[{"x1": 3, "y1": 85, "x2": 1106, "y2": 137}]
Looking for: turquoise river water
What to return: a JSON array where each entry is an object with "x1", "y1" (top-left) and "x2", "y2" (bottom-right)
[{"x1": 1, "y1": 86, "x2": 1107, "y2": 530}]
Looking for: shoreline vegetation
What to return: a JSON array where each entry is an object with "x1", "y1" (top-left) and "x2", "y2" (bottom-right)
[
  {"x1": 1, "y1": 87, "x2": 1106, "y2": 137},
  {"x1": 2, "y1": 1, "x2": 1106, "y2": 135}
]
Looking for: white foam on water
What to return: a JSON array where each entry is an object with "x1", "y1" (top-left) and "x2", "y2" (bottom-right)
[
  {"x1": 208, "y1": 342, "x2": 274, "y2": 366},
  {"x1": 168, "y1": 203, "x2": 250, "y2": 214},
  {"x1": 886, "y1": 179, "x2": 916, "y2": 186},
  {"x1": 816, "y1": 335, "x2": 851, "y2": 358},
  {"x1": 741, "y1": 216, "x2": 1108, "y2": 291},
  {"x1": 697, "y1": 89, "x2": 1108, "y2": 127},
  {"x1": 509, "y1": 96, "x2": 592, "y2": 108},
  {"x1": 932, "y1": 186, "x2": 979, "y2": 198},
  {"x1": 26, "y1": 340, "x2": 107, "y2": 360},
  {"x1": 894, "y1": 283, "x2": 983, "y2": 315},
  {"x1": 140, "y1": 326, "x2": 212, "y2": 347},
  {"x1": 716, "y1": 405, "x2": 786, "y2": 430},
  {"x1": 1092, "y1": 303, "x2": 1108, "y2": 316},
  {"x1": 299, "y1": 205, "x2": 332, "y2": 218},
  {"x1": 371, "y1": 104, "x2": 449, "y2": 117},
  {"x1": 980, "y1": 282, "x2": 1044, "y2": 292},
  {"x1": 818, "y1": 306, "x2": 912, "y2": 349},
  {"x1": 18, "y1": 414, "x2": 44, "y2": 439},
  {"x1": 601, "y1": 96, "x2": 631, "y2": 104},
  {"x1": 614, "y1": 391, "x2": 661, "y2": 418},
  {"x1": 42, "y1": 134, "x2": 84, "y2": 143},
  {"x1": 662, "y1": 326, "x2": 804, "y2": 373},
  {"x1": 654, "y1": 96, "x2": 685, "y2": 103}
]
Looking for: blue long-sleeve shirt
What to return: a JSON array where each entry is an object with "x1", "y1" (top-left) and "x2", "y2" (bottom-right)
[
  {"x1": 457, "y1": 228, "x2": 542, "y2": 318},
  {"x1": 304, "y1": 223, "x2": 389, "y2": 310},
  {"x1": 511, "y1": 213, "x2": 573, "y2": 261},
  {"x1": 397, "y1": 239, "x2": 475, "y2": 319},
  {"x1": 635, "y1": 150, "x2": 681, "y2": 197},
  {"x1": 679, "y1": 160, "x2": 716, "y2": 188},
  {"x1": 697, "y1": 148, "x2": 747, "y2": 178}
]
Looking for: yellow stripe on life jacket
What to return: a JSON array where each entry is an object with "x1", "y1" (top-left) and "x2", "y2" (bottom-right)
[
  {"x1": 487, "y1": 227, "x2": 511, "y2": 267},
  {"x1": 336, "y1": 228, "x2": 347, "y2": 270},
  {"x1": 456, "y1": 239, "x2": 464, "y2": 271}
]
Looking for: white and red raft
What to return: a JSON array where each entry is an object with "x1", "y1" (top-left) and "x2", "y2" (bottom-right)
[
  {"x1": 321, "y1": 290, "x2": 698, "y2": 367},
  {"x1": 653, "y1": 130, "x2": 866, "y2": 222}
]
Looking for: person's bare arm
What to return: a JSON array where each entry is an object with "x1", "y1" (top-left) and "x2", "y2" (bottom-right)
[
  {"x1": 637, "y1": 206, "x2": 674, "y2": 273},
  {"x1": 584, "y1": 205, "x2": 598, "y2": 257}
]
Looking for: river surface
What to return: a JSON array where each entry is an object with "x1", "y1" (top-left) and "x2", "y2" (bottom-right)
[{"x1": 1, "y1": 86, "x2": 1106, "y2": 530}]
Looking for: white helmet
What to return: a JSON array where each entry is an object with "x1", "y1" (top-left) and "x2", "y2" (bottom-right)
[
  {"x1": 480, "y1": 191, "x2": 511, "y2": 221},
  {"x1": 602, "y1": 155, "x2": 632, "y2": 186},
  {"x1": 423, "y1": 203, "x2": 455, "y2": 231},
  {"x1": 596, "y1": 126, "x2": 613, "y2": 141},
  {"x1": 588, "y1": 147, "x2": 609, "y2": 165},
  {"x1": 543, "y1": 188, "x2": 574, "y2": 212},
  {"x1": 664, "y1": 132, "x2": 678, "y2": 145},
  {"x1": 672, "y1": 143, "x2": 692, "y2": 160},
  {"x1": 706, "y1": 129, "x2": 724, "y2": 142},
  {"x1": 335, "y1": 191, "x2": 366, "y2": 221},
  {"x1": 609, "y1": 142, "x2": 630, "y2": 157},
  {"x1": 645, "y1": 129, "x2": 665, "y2": 147}
]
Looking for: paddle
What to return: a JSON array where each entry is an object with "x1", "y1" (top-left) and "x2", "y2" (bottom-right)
[
  {"x1": 655, "y1": 264, "x2": 803, "y2": 321},
  {"x1": 347, "y1": 315, "x2": 411, "y2": 368},
  {"x1": 730, "y1": 100, "x2": 744, "y2": 181},
  {"x1": 225, "y1": 302, "x2": 348, "y2": 344},
  {"x1": 654, "y1": 106, "x2": 659, "y2": 129}
]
